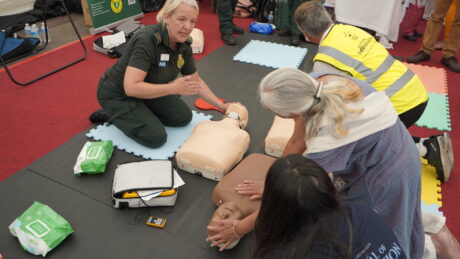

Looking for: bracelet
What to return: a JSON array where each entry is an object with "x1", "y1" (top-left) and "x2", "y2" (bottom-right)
[{"x1": 232, "y1": 221, "x2": 242, "y2": 239}]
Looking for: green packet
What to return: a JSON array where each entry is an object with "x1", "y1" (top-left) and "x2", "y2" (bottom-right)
[
  {"x1": 73, "y1": 141, "x2": 113, "y2": 175},
  {"x1": 9, "y1": 201, "x2": 74, "y2": 257}
]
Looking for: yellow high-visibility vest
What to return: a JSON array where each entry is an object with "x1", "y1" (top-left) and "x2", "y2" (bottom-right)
[{"x1": 314, "y1": 24, "x2": 428, "y2": 114}]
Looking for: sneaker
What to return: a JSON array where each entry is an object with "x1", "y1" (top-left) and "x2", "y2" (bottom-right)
[
  {"x1": 290, "y1": 34, "x2": 300, "y2": 46},
  {"x1": 232, "y1": 25, "x2": 244, "y2": 34},
  {"x1": 406, "y1": 51, "x2": 431, "y2": 63},
  {"x1": 413, "y1": 30, "x2": 423, "y2": 37},
  {"x1": 424, "y1": 133, "x2": 454, "y2": 182},
  {"x1": 441, "y1": 57, "x2": 460, "y2": 73},
  {"x1": 221, "y1": 34, "x2": 236, "y2": 45},
  {"x1": 403, "y1": 35, "x2": 417, "y2": 41},
  {"x1": 89, "y1": 109, "x2": 110, "y2": 124}
]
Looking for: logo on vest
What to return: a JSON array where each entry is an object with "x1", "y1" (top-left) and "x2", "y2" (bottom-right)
[
  {"x1": 358, "y1": 37, "x2": 374, "y2": 56},
  {"x1": 343, "y1": 30, "x2": 359, "y2": 41},
  {"x1": 111, "y1": 0, "x2": 123, "y2": 13}
]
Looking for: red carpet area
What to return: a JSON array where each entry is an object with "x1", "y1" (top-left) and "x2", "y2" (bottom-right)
[{"x1": 1, "y1": 1, "x2": 460, "y2": 241}]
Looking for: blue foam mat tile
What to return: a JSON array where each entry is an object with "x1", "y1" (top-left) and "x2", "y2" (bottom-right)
[
  {"x1": 233, "y1": 40, "x2": 308, "y2": 69},
  {"x1": 421, "y1": 202, "x2": 443, "y2": 216},
  {"x1": 86, "y1": 111, "x2": 212, "y2": 160}
]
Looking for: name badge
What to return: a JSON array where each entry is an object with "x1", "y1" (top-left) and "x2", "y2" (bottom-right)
[
  {"x1": 159, "y1": 61, "x2": 166, "y2": 67},
  {"x1": 160, "y1": 54, "x2": 170, "y2": 61}
]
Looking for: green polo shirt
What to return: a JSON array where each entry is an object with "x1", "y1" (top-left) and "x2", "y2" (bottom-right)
[{"x1": 104, "y1": 24, "x2": 196, "y2": 94}]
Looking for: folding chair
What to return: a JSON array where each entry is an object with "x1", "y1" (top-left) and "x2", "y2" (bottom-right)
[{"x1": 0, "y1": 0, "x2": 87, "y2": 86}]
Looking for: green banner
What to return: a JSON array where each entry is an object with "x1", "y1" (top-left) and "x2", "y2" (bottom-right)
[{"x1": 87, "y1": 0, "x2": 143, "y2": 33}]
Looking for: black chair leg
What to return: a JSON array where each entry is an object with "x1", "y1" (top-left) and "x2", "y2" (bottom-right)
[{"x1": 0, "y1": 0, "x2": 87, "y2": 86}]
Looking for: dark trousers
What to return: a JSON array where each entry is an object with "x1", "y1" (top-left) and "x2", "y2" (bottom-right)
[
  {"x1": 217, "y1": 0, "x2": 238, "y2": 35},
  {"x1": 398, "y1": 100, "x2": 428, "y2": 128},
  {"x1": 290, "y1": 0, "x2": 310, "y2": 34},
  {"x1": 97, "y1": 76, "x2": 192, "y2": 148},
  {"x1": 275, "y1": 0, "x2": 312, "y2": 34}
]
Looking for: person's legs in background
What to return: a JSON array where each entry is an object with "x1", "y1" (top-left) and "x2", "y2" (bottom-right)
[
  {"x1": 421, "y1": 0, "x2": 452, "y2": 56},
  {"x1": 277, "y1": 0, "x2": 292, "y2": 37},
  {"x1": 407, "y1": 0, "x2": 460, "y2": 72},
  {"x1": 441, "y1": 0, "x2": 460, "y2": 71},
  {"x1": 289, "y1": 0, "x2": 317, "y2": 45},
  {"x1": 434, "y1": 0, "x2": 457, "y2": 50},
  {"x1": 217, "y1": 0, "x2": 243, "y2": 45},
  {"x1": 401, "y1": 1, "x2": 425, "y2": 41},
  {"x1": 424, "y1": 0, "x2": 436, "y2": 19},
  {"x1": 289, "y1": 0, "x2": 304, "y2": 45}
]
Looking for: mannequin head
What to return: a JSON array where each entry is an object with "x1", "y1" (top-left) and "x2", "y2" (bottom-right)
[
  {"x1": 224, "y1": 103, "x2": 249, "y2": 129},
  {"x1": 208, "y1": 201, "x2": 244, "y2": 249}
]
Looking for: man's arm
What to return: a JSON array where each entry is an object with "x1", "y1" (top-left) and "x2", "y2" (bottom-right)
[{"x1": 312, "y1": 60, "x2": 351, "y2": 76}]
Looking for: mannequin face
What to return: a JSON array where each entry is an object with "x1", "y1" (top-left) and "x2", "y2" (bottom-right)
[
  {"x1": 208, "y1": 202, "x2": 244, "y2": 236},
  {"x1": 208, "y1": 202, "x2": 244, "y2": 250},
  {"x1": 164, "y1": 3, "x2": 198, "y2": 46},
  {"x1": 225, "y1": 103, "x2": 249, "y2": 129}
]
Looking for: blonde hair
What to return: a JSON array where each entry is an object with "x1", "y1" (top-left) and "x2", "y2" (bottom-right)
[
  {"x1": 259, "y1": 68, "x2": 364, "y2": 141},
  {"x1": 156, "y1": 0, "x2": 199, "y2": 24}
]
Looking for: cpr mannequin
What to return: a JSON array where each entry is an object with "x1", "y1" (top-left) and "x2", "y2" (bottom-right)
[
  {"x1": 190, "y1": 28, "x2": 204, "y2": 54},
  {"x1": 207, "y1": 153, "x2": 276, "y2": 249},
  {"x1": 176, "y1": 103, "x2": 250, "y2": 181},
  {"x1": 264, "y1": 116, "x2": 294, "y2": 157}
]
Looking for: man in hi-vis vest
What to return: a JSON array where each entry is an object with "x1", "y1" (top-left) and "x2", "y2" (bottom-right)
[{"x1": 293, "y1": 2, "x2": 453, "y2": 183}]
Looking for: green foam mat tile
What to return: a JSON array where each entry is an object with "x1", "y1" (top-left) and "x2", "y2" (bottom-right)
[{"x1": 415, "y1": 92, "x2": 451, "y2": 131}]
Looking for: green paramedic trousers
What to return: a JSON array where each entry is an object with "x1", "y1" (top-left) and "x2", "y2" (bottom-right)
[
  {"x1": 217, "y1": 0, "x2": 238, "y2": 35},
  {"x1": 97, "y1": 76, "x2": 192, "y2": 148}
]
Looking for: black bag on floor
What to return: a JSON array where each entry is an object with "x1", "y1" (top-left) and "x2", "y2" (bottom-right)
[
  {"x1": 0, "y1": 31, "x2": 40, "y2": 63},
  {"x1": 92, "y1": 20, "x2": 143, "y2": 58},
  {"x1": 93, "y1": 37, "x2": 127, "y2": 58}
]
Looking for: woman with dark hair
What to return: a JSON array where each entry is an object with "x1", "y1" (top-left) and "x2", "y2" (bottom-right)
[
  {"x1": 208, "y1": 68, "x2": 460, "y2": 258},
  {"x1": 207, "y1": 67, "x2": 421, "y2": 256},
  {"x1": 253, "y1": 154, "x2": 405, "y2": 258}
]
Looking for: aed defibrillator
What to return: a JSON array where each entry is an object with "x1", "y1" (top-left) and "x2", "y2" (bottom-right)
[{"x1": 112, "y1": 160, "x2": 179, "y2": 208}]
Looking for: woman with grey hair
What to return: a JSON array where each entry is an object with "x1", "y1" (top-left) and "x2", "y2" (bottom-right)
[
  {"x1": 258, "y1": 68, "x2": 424, "y2": 258},
  {"x1": 92, "y1": 0, "x2": 228, "y2": 147}
]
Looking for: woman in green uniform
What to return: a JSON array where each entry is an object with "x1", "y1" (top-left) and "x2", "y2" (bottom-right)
[{"x1": 95, "y1": 0, "x2": 228, "y2": 148}]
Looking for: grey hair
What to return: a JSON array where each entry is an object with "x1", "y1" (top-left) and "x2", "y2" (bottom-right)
[
  {"x1": 259, "y1": 68, "x2": 364, "y2": 141},
  {"x1": 157, "y1": 0, "x2": 199, "y2": 24},
  {"x1": 294, "y1": 1, "x2": 332, "y2": 38}
]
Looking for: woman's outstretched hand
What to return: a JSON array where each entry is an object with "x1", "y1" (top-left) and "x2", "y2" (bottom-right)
[
  {"x1": 235, "y1": 180, "x2": 264, "y2": 200},
  {"x1": 173, "y1": 76, "x2": 202, "y2": 96},
  {"x1": 206, "y1": 219, "x2": 240, "y2": 251}
]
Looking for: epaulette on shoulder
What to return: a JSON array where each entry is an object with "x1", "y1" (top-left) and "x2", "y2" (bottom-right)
[
  {"x1": 153, "y1": 33, "x2": 162, "y2": 44},
  {"x1": 186, "y1": 36, "x2": 193, "y2": 44}
]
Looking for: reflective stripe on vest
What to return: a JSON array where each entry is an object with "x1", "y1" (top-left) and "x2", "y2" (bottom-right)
[{"x1": 317, "y1": 45, "x2": 415, "y2": 97}]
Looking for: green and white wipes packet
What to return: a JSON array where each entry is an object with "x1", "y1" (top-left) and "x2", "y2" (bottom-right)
[
  {"x1": 74, "y1": 141, "x2": 113, "y2": 175},
  {"x1": 9, "y1": 201, "x2": 74, "y2": 257}
]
